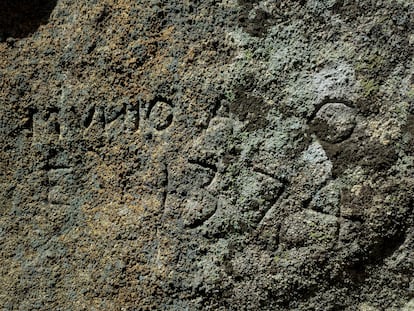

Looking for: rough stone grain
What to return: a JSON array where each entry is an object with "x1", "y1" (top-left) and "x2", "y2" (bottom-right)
[{"x1": 1, "y1": 0, "x2": 413, "y2": 310}]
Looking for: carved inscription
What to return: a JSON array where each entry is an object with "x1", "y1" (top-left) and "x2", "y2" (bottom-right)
[
  {"x1": 147, "y1": 98, "x2": 174, "y2": 131},
  {"x1": 47, "y1": 168, "x2": 73, "y2": 205},
  {"x1": 32, "y1": 108, "x2": 62, "y2": 144},
  {"x1": 309, "y1": 101, "x2": 356, "y2": 143},
  {"x1": 82, "y1": 103, "x2": 140, "y2": 138},
  {"x1": 82, "y1": 97, "x2": 174, "y2": 138},
  {"x1": 188, "y1": 159, "x2": 217, "y2": 188},
  {"x1": 183, "y1": 192, "x2": 218, "y2": 228},
  {"x1": 27, "y1": 96, "x2": 174, "y2": 144}
]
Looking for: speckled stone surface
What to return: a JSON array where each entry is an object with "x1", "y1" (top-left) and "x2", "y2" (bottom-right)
[{"x1": 1, "y1": 1, "x2": 413, "y2": 310}]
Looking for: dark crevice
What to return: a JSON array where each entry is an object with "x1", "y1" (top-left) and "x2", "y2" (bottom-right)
[
  {"x1": 255, "y1": 186, "x2": 286, "y2": 228},
  {"x1": 250, "y1": 165, "x2": 290, "y2": 226},
  {"x1": 94, "y1": 5, "x2": 110, "y2": 26},
  {"x1": 0, "y1": 0, "x2": 57, "y2": 41},
  {"x1": 251, "y1": 165, "x2": 289, "y2": 185},
  {"x1": 128, "y1": 104, "x2": 140, "y2": 131},
  {"x1": 155, "y1": 114, "x2": 173, "y2": 131},
  {"x1": 307, "y1": 97, "x2": 355, "y2": 123},
  {"x1": 188, "y1": 159, "x2": 217, "y2": 188},
  {"x1": 185, "y1": 201, "x2": 218, "y2": 229},
  {"x1": 105, "y1": 103, "x2": 126, "y2": 125},
  {"x1": 24, "y1": 107, "x2": 36, "y2": 131},
  {"x1": 188, "y1": 159, "x2": 217, "y2": 174},
  {"x1": 368, "y1": 231, "x2": 408, "y2": 265},
  {"x1": 83, "y1": 106, "x2": 95, "y2": 128},
  {"x1": 47, "y1": 166, "x2": 72, "y2": 171},
  {"x1": 237, "y1": 0, "x2": 273, "y2": 37},
  {"x1": 161, "y1": 163, "x2": 169, "y2": 211}
]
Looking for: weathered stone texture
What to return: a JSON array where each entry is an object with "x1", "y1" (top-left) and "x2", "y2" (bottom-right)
[{"x1": 1, "y1": 0, "x2": 413, "y2": 310}]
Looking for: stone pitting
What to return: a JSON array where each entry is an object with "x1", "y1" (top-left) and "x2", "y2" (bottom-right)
[{"x1": 0, "y1": 0, "x2": 413, "y2": 310}]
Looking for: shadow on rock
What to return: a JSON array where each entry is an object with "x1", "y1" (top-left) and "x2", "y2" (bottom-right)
[{"x1": 0, "y1": 0, "x2": 57, "y2": 41}]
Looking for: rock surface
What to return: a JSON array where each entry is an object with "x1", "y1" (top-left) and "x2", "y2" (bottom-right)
[{"x1": 0, "y1": 0, "x2": 413, "y2": 310}]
